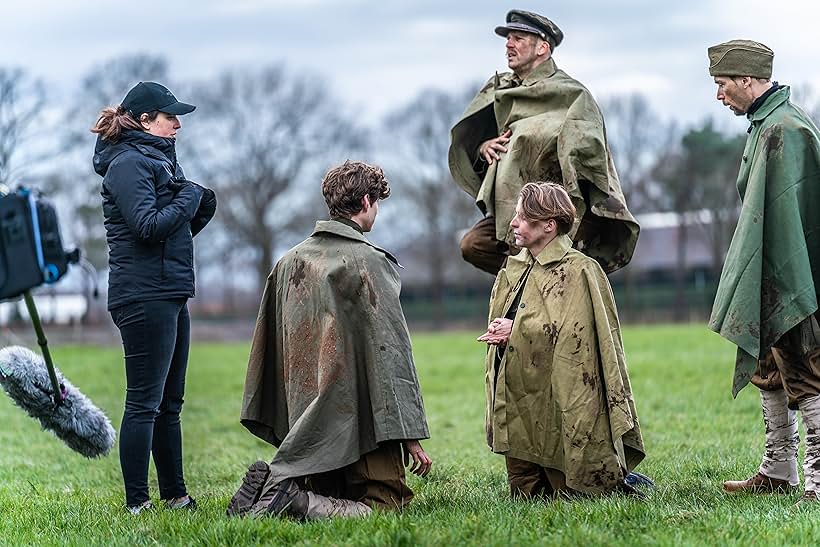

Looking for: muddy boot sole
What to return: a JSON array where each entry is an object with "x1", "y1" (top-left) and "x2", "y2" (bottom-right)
[{"x1": 226, "y1": 460, "x2": 270, "y2": 517}]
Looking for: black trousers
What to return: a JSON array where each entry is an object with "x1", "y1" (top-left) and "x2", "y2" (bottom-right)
[{"x1": 110, "y1": 299, "x2": 190, "y2": 506}]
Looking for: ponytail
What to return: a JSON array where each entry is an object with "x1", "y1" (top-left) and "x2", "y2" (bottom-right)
[{"x1": 90, "y1": 106, "x2": 145, "y2": 142}]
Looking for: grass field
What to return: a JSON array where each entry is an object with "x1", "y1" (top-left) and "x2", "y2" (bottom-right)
[{"x1": 1, "y1": 324, "x2": 819, "y2": 546}]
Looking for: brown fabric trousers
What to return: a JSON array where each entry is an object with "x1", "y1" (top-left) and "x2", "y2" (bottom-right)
[
  {"x1": 505, "y1": 456, "x2": 570, "y2": 499},
  {"x1": 460, "y1": 216, "x2": 520, "y2": 276},
  {"x1": 750, "y1": 350, "x2": 783, "y2": 391},
  {"x1": 752, "y1": 312, "x2": 820, "y2": 409},
  {"x1": 301, "y1": 441, "x2": 413, "y2": 511}
]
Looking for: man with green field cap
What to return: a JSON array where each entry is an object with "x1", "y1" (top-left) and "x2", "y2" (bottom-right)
[
  {"x1": 449, "y1": 9, "x2": 638, "y2": 276},
  {"x1": 708, "y1": 39, "x2": 820, "y2": 505}
]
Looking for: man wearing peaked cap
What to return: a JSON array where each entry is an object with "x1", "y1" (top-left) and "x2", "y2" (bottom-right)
[
  {"x1": 707, "y1": 39, "x2": 820, "y2": 506},
  {"x1": 449, "y1": 9, "x2": 639, "y2": 278},
  {"x1": 450, "y1": 9, "x2": 649, "y2": 502},
  {"x1": 494, "y1": 10, "x2": 564, "y2": 50}
]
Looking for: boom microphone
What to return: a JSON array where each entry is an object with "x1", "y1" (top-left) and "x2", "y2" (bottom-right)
[
  {"x1": 0, "y1": 345, "x2": 116, "y2": 458},
  {"x1": 0, "y1": 186, "x2": 116, "y2": 458}
]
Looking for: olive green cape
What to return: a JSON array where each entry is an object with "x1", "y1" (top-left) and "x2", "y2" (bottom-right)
[
  {"x1": 709, "y1": 86, "x2": 820, "y2": 396},
  {"x1": 449, "y1": 58, "x2": 639, "y2": 273},
  {"x1": 240, "y1": 220, "x2": 429, "y2": 483},
  {"x1": 486, "y1": 235, "x2": 645, "y2": 493}
]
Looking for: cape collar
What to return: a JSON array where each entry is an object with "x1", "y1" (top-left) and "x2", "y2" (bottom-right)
[
  {"x1": 311, "y1": 220, "x2": 401, "y2": 266},
  {"x1": 497, "y1": 57, "x2": 558, "y2": 89},
  {"x1": 746, "y1": 82, "x2": 780, "y2": 117},
  {"x1": 521, "y1": 57, "x2": 557, "y2": 86},
  {"x1": 331, "y1": 216, "x2": 364, "y2": 234},
  {"x1": 508, "y1": 233, "x2": 573, "y2": 267},
  {"x1": 747, "y1": 85, "x2": 790, "y2": 124}
]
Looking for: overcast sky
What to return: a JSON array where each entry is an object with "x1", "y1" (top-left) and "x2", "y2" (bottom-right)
[{"x1": 4, "y1": 0, "x2": 819, "y2": 130}]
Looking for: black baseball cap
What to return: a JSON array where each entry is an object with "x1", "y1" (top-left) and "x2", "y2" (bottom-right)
[{"x1": 121, "y1": 82, "x2": 196, "y2": 118}]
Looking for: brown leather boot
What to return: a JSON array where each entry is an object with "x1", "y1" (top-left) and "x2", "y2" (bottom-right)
[
  {"x1": 723, "y1": 472, "x2": 796, "y2": 493},
  {"x1": 226, "y1": 460, "x2": 270, "y2": 517},
  {"x1": 250, "y1": 478, "x2": 309, "y2": 519}
]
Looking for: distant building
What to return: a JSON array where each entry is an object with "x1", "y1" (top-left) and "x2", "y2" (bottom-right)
[
  {"x1": 612, "y1": 210, "x2": 722, "y2": 283},
  {"x1": 0, "y1": 292, "x2": 88, "y2": 326}
]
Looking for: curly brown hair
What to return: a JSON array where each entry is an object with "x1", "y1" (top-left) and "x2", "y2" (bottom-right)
[{"x1": 321, "y1": 160, "x2": 390, "y2": 218}]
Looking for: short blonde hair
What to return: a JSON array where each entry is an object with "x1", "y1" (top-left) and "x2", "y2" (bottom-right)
[{"x1": 518, "y1": 182, "x2": 576, "y2": 235}]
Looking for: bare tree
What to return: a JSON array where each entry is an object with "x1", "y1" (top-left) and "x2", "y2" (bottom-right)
[
  {"x1": 649, "y1": 124, "x2": 689, "y2": 319},
  {"x1": 600, "y1": 93, "x2": 662, "y2": 213},
  {"x1": 57, "y1": 54, "x2": 170, "y2": 270},
  {"x1": 31, "y1": 55, "x2": 171, "y2": 322},
  {"x1": 651, "y1": 119, "x2": 744, "y2": 319},
  {"x1": 0, "y1": 67, "x2": 46, "y2": 186},
  {"x1": 65, "y1": 55, "x2": 170, "y2": 148},
  {"x1": 380, "y1": 87, "x2": 480, "y2": 326},
  {"x1": 187, "y1": 65, "x2": 365, "y2": 292},
  {"x1": 600, "y1": 93, "x2": 664, "y2": 313},
  {"x1": 791, "y1": 82, "x2": 820, "y2": 124},
  {"x1": 676, "y1": 121, "x2": 745, "y2": 275}
]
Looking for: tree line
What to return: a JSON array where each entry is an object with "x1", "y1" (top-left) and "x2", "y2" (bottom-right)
[{"x1": 1, "y1": 54, "x2": 818, "y2": 324}]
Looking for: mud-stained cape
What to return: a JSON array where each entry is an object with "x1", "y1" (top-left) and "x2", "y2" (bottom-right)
[
  {"x1": 448, "y1": 58, "x2": 639, "y2": 273},
  {"x1": 486, "y1": 234, "x2": 645, "y2": 493},
  {"x1": 709, "y1": 86, "x2": 820, "y2": 396},
  {"x1": 240, "y1": 220, "x2": 429, "y2": 484}
]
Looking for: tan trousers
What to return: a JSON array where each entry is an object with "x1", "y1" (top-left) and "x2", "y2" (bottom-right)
[
  {"x1": 505, "y1": 456, "x2": 570, "y2": 499},
  {"x1": 302, "y1": 441, "x2": 413, "y2": 511},
  {"x1": 752, "y1": 313, "x2": 820, "y2": 409},
  {"x1": 748, "y1": 313, "x2": 820, "y2": 490},
  {"x1": 460, "y1": 216, "x2": 520, "y2": 276}
]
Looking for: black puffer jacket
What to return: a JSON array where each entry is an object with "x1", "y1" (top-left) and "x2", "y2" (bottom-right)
[{"x1": 94, "y1": 130, "x2": 216, "y2": 310}]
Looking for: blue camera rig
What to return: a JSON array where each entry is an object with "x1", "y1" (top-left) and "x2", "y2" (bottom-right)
[{"x1": 0, "y1": 187, "x2": 78, "y2": 301}]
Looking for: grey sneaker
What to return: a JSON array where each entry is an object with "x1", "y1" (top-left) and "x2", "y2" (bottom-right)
[
  {"x1": 166, "y1": 495, "x2": 197, "y2": 511},
  {"x1": 252, "y1": 478, "x2": 308, "y2": 519},
  {"x1": 127, "y1": 500, "x2": 154, "y2": 515},
  {"x1": 226, "y1": 461, "x2": 270, "y2": 517}
]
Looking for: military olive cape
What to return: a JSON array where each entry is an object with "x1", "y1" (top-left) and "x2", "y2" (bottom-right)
[
  {"x1": 485, "y1": 234, "x2": 645, "y2": 493},
  {"x1": 240, "y1": 220, "x2": 429, "y2": 484},
  {"x1": 449, "y1": 58, "x2": 639, "y2": 273},
  {"x1": 709, "y1": 86, "x2": 820, "y2": 396}
]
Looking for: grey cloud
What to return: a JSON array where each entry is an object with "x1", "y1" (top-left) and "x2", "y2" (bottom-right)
[{"x1": 0, "y1": 0, "x2": 816, "y2": 128}]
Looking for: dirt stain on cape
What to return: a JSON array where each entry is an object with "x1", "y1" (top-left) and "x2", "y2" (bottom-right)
[
  {"x1": 361, "y1": 272, "x2": 377, "y2": 308},
  {"x1": 287, "y1": 318, "x2": 320, "y2": 396},
  {"x1": 543, "y1": 322, "x2": 559, "y2": 348},
  {"x1": 318, "y1": 322, "x2": 344, "y2": 391},
  {"x1": 290, "y1": 258, "x2": 307, "y2": 289},
  {"x1": 543, "y1": 266, "x2": 568, "y2": 299},
  {"x1": 764, "y1": 126, "x2": 784, "y2": 159},
  {"x1": 597, "y1": 196, "x2": 626, "y2": 217}
]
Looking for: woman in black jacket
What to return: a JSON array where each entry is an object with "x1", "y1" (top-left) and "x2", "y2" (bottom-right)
[{"x1": 91, "y1": 82, "x2": 216, "y2": 514}]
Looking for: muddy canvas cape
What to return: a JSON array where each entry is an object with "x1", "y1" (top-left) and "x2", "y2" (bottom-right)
[
  {"x1": 240, "y1": 220, "x2": 429, "y2": 483},
  {"x1": 709, "y1": 86, "x2": 820, "y2": 396},
  {"x1": 485, "y1": 235, "x2": 645, "y2": 493},
  {"x1": 449, "y1": 58, "x2": 639, "y2": 273}
]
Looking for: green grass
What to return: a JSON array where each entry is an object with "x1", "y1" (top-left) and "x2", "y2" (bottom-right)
[{"x1": 1, "y1": 325, "x2": 819, "y2": 545}]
